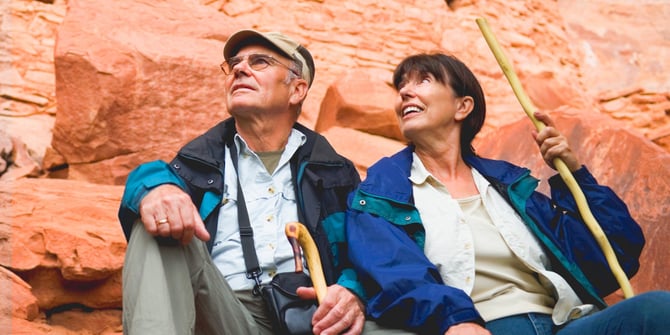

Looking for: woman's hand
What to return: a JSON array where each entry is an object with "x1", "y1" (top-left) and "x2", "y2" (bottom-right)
[{"x1": 531, "y1": 111, "x2": 581, "y2": 172}]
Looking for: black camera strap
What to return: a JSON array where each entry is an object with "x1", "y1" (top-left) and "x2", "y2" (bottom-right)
[{"x1": 229, "y1": 141, "x2": 263, "y2": 294}]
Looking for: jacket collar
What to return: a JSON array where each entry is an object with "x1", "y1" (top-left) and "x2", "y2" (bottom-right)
[
  {"x1": 358, "y1": 146, "x2": 414, "y2": 203},
  {"x1": 177, "y1": 117, "x2": 348, "y2": 169},
  {"x1": 177, "y1": 118, "x2": 235, "y2": 168},
  {"x1": 358, "y1": 146, "x2": 532, "y2": 203},
  {"x1": 464, "y1": 154, "x2": 531, "y2": 185}
]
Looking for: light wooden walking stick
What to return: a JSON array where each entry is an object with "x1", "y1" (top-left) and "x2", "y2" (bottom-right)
[
  {"x1": 285, "y1": 221, "x2": 328, "y2": 303},
  {"x1": 475, "y1": 17, "x2": 635, "y2": 299}
]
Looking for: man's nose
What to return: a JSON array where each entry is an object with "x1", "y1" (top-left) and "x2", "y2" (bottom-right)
[{"x1": 232, "y1": 59, "x2": 251, "y2": 77}]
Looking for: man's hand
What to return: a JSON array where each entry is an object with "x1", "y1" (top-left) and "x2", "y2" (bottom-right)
[
  {"x1": 296, "y1": 284, "x2": 365, "y2": 335},
  {"x1": 139, "y1": 184, "x2": 210, "y2": 245},
  {"x1": 531, "y1": 111, "x2": 581, "y2": 172},
  {"x1": 444, "y1": 322, "x2": 491, "y2": 335}
]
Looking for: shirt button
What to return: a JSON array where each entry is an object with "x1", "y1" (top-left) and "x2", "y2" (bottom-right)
[
  {"x1": 268, "y1": 270, "x2": 277, "y2": 277},
  {"x1": 359, "y1": 200, "x2": 366, "y2": 206},
  {"x1": 266, "y1": 215, "x2": 274, "y2": 222},
  {"x1": 207, "y1": 179, "x2": 214, "y2": 184},
  {"x1": 405, "y1": 216, "x2": 411, "y2": 221},
  {"x1": 268, "y1": 186, "x2": 275, "y2": 194},
  {"x1": 173, "y1": 164, "x2": 180, "y2": 169}
]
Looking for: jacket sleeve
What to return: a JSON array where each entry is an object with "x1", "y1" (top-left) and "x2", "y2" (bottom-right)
[
  {"x1": 319, "y1": 168, "x2": 366, "y2": 299},
  {"x1": 545, "y1": 166, "x2": 645, "y2": 297},
  {"x1": 118, "y1": 160, "x2": 187, "y2": 241},
  {"x1": 346, "y1": 207, "x2": 484, "y2": 334}
]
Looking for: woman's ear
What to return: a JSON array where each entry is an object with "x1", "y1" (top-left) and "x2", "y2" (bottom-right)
[{"x1": 455, "y1": 96, "x2": 474, "y2": 121}]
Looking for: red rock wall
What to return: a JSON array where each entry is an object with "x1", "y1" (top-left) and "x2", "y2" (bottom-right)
[{"x1": 1, "y1": 0, "x2": 669, "y2": 333}]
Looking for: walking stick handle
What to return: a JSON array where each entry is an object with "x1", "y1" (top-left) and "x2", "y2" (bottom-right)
[
  {"x1": 286, "y1": 222, "x2": 328, "y2": 303},
  {"x1": 476, "y1": 17, "x2": 635, "y2": 298}
]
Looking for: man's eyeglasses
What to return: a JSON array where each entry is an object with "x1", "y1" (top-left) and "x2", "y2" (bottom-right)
[{"x1": 220, "y1": 53, "x2": 300, "y2": 76}]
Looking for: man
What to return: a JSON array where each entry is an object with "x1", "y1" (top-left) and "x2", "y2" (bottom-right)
[{"x1": 119, "y1": 30, "x2": 392, "y2": 335}]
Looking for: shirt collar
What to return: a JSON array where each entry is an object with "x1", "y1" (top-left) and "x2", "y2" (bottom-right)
[
  {"x1": 233, "y1": 128, "x2": 306, "y2": 165},
  {"x1": 409, "y1": 152, "x2": 434, "y2": 185},
  {"x1": 409, "y1": 152, "x2": 491, "y2": 196}
]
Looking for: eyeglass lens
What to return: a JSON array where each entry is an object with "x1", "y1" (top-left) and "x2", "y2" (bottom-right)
[
  {"x1": 221, "y1": 54, "x2": 271, "y2": 74},
  {"x1": 220, "y1": 54, "x2": 296, "y2": 76}
]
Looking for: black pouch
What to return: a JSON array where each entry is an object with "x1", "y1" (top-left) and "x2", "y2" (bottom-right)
[{"x1": 259, "y1": 272, "x2": 317, "y2": 335}]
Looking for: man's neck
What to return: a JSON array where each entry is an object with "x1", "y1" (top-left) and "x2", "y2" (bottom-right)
[{"x1": 234, "y1": 115, "x2": 295, "y2": 152}]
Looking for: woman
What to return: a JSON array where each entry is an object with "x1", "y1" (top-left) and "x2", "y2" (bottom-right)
[{"x1": 345, "y1": 53, "x2": 669, "y2": 335}]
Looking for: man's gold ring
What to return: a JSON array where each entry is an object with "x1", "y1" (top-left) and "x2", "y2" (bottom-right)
[{"x1": 156, "y1": 218, "x2": 169, "y2": 225}]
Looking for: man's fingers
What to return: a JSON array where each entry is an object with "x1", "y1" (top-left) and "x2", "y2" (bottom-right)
[
  {"x1": 296, "y1": 286, "x2": 317, "y2": 300},
  {"x1": 163, "y1": 203, "x2": 184, "y2": 239},
  {"x1": 178, "y1": 202, "x2": 194, "y2": 244},
  {"x1": 180, "y1": 227, "x2": 194, "y2": 245},
  {"x1": 143, "y1": 208, "x2": 167, "y2": 235},
  {"x1": 156, "y1": 219, "x2": 172, "y2": 237},
  {"x1": 179, "y1": 203, "x2": 205, "y2": 245},
  {"x1": 340, "y1": 315, "x2": 364, "y2": 335},
  {"x1": 310, "y1": 285, "x2": 365, "y2": 335},
  {"x1": 137, "y1": 184, "x2": 204, "y2": 241},
  {"x1": 313, "y1": 306, "x2": 357, "y2": 335},
  {"x1": 192, "y1": 209, "x2": 210, "y2": 242}
]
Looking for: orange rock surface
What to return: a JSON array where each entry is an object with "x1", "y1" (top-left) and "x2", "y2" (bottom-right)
[{"x1": 1, "y1": 0, "x2": 668, "y2": 333}]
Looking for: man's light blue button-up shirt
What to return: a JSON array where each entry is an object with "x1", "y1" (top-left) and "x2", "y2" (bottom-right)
[{"x1": 212, "y1": 129, "x2": 306, "y2": 290}]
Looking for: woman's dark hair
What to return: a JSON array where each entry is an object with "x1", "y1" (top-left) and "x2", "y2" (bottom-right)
[{"x1": 392, "y1": 53, "x2": 486, "y2": 157}]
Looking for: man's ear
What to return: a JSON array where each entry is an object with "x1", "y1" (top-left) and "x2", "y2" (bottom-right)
[
  {"x1": 289, "y1": 79, "x2": 309, "y2": 106},
  {"x1": 455, "y1": 96, "x2": 474, "y2": 121}
]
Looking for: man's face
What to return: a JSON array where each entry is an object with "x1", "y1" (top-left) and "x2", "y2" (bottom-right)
[{"x1": 223, "y1": 45, "x2": 296, "y2": 117}]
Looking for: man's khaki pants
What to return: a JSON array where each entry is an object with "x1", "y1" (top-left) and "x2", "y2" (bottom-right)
[{"x1": 122, "y1": 221, "x2": 415, "y2": 335}]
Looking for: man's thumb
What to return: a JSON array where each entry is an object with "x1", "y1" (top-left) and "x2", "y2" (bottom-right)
[{"x1": 296, "y1": 286, "x2": 317, "y2": 300}]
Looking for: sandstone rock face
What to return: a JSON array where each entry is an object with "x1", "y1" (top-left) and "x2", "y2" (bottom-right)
[
  {"x1": 317, "y1": 69, "x2": 404, "y2": 142},
  {"x1": 50, "y1": 0, "x2": 239, "y2": 185},
  {"x1": 1, "y1": 0, "x2": 669, "y2": 333},
  {"x1": 0, "y1": 179, "x2": 125, "y2": 334}
]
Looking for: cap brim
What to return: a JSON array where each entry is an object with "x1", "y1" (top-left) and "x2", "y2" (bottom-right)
[{"x1": 223, "y1": 29, "x2": 290, "y2": 60}]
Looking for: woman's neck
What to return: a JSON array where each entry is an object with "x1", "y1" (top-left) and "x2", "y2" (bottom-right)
[{"x1": 415, "y1": 147, "x2": 479, "y2": 198}]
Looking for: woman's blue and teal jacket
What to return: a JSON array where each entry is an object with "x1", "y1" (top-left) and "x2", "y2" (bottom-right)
[
  {"x1": 118, "y1": 118, "x2": 364, "y2": 295},
  {"x1": 346, "y1": 146, "x2": 644, "y2": 334}
]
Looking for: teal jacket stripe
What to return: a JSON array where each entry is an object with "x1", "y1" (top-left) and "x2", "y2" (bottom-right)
[
  {"x1": 505, "y1": 172, "x2": 604, "y2": 306},
  {"x1": 350, "y1": 191, "x2": 425, "y2": 249},
  {"x1": 200, "y1": 191, "x2": 221, "y2": 222}
]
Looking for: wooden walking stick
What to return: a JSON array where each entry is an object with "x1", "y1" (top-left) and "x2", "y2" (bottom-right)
[
  {"x1": 285, "y1": 222, "x2": 328, "y2": 303},
  {"x1": 475, "y1": 17, "x2": 635, "y2": 299}
]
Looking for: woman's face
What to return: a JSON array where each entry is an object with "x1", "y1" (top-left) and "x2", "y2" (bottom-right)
[{"x1": 394, "y1": 70, "x2": 469, "y2": 143}]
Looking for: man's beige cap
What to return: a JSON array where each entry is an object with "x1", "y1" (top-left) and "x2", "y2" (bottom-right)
[{"x1": 223, "y1": 29, "x2": 315, "y2": 87}]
